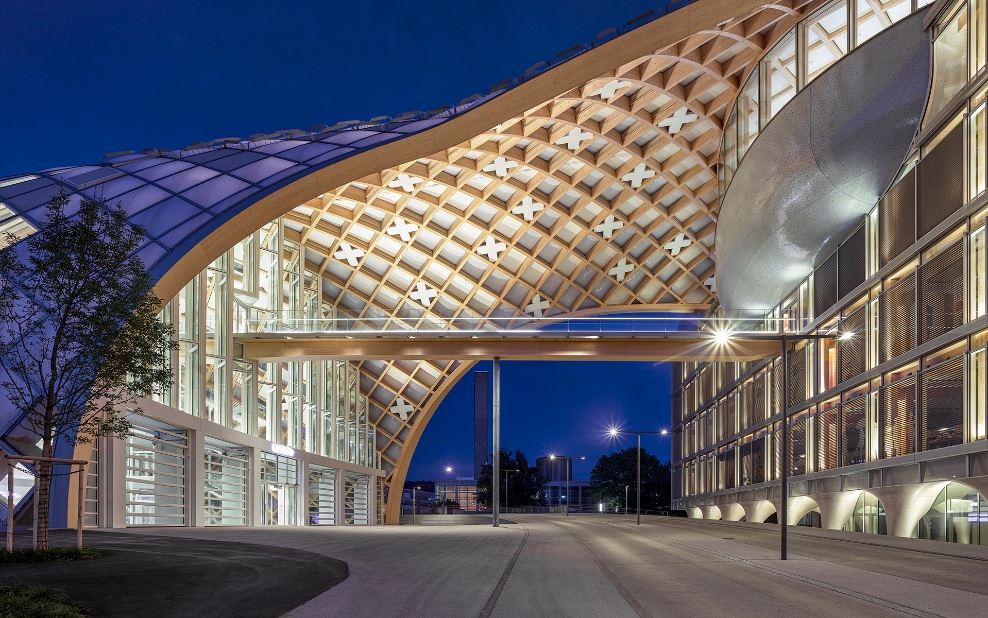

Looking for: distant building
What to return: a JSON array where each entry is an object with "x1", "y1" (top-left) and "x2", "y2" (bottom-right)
[
  {"x1": 474, "y1": 372, "x2": 489, "y2": 481},
  {"x1": 536, "y1": 456, "x2": 573, "y2": 482},
  {"x1": 435, "y1": 479, "x2": 479, "y2": 511}
]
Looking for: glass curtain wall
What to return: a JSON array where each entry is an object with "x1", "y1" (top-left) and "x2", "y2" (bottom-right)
[
  {"x1": 721, "y1": 0, "x2": 935, "y2": 191},
  {"x1": 916, "y1": 483, "x2": 988, "y2": 543},
  {"x1": 162, "y1": 218, "x2": 376, "y2": 468}
]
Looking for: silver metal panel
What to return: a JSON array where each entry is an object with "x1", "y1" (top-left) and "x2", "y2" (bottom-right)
[{"x1": 716, "y1": 11, "x2": 930, "y2": 312}]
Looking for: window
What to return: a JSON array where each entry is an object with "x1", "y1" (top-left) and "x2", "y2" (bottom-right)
[
  {"x1": 856, "y1": 0, "x2": 912, "y2": 46},
  {"x1": 721, "y1": 110, "x2": 737, "y2": 190},
  {"x1": 738, "y1": 68, "x2": 760, "y2": 159},
  {"x1": 804, "y1": 1, "x2": 849, "y2": 84},
  {"x1": 926, "y1": 3, "x2": 969, "y2": 124},
  {"x1": 970, "y1": 342, "x2": 987, "y2": 440},
  {"x1": 971, "y1": 94, "x2": 987, "y2": 198},
  {"x1": 764, "y1": 34, "x2": 797, "y2": 121}
]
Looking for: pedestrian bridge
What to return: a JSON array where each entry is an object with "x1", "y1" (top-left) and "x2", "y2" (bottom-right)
[{"x1": 234, "y1": 315, "x2": 799, "y2": 362}]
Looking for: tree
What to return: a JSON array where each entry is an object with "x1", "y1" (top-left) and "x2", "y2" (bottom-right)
[
  {"x1": 476, "y1": 448, "x2": 548, "y2": 508},
  {"x1": 0, "y1": 193, "x2": 175, "y2": 548},
  {"x1": 589, "y1": 447, "x2": 670, "y2": 512}
]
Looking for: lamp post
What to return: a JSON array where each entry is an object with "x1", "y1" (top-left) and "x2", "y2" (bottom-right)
[
  {"x1": 412, "y1": 485, "x2": 421, "y2": 525},
  {"x1": 549, "y1": 454, "x2": 584, "y2": 516},
  {"x1": 694, "y1": 325, "x2": 843, "y2": 559},
  {"x1": 608, "y1": 428, "x2": 668, "y2": 525},
  {"x1": 502, "y1": 469, "x2": 519, "y2": 513},
  {"x1": 625, "y1": 485, "x2": 629, "y2": 515},
  {"x1": 443, "y1": 467, "x2": 454, "y2": 513}
]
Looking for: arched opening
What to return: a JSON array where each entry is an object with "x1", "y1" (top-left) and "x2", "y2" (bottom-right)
[
  {"x1": 796, "y1": 509, "x2": 821, "y2": 527},
  {"x1": 764, "y1": 512, "x2": 778, "y2": 524},
  {"x1": 842, "y1": 491, "x2": 886, "y2": 534},
  {"x1": 915, "y1": 482, "x2": 988, "y2": 545}
]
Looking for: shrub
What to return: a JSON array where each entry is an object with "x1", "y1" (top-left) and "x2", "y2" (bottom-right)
[
  {"x1": 0, "y1": 546, "x2": 101, "y2": 563},
  {"x1": 0, "y1": 584, "x2": 85, "y2": 618}
]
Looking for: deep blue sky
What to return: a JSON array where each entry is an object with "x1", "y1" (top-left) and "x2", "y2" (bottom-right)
[
  {"x1": 410, "y1": 361, "x2": 673, "y2": 482},
  {"x1": 1, "y1": 0, "x2": 678, "y2": 478}
]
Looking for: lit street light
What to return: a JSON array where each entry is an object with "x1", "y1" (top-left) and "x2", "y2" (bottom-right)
[
  {"x1": 608, "y1": 427, "x2": 669, "y2": 525},
  {"x1": 412, "y1": 486, "x2": 421, "y2": 525},
  {"x1": 549, "y1": 454, "x2": 585, "y2": 516}
]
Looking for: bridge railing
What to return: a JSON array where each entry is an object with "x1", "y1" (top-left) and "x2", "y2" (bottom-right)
[{"x1": 236, "y1": 310, "x2": 811, "y2": 338}]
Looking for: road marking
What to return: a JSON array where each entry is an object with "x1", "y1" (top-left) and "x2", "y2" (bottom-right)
[
  {"x1": 596, "y1": 519, "x2": 943, "y2": 618},
  {"x1": 478, "y1": 524, "x2": 530, "y2": 618},
  {"x1": 555, "y1": 520, "x2": 650, "y2": 617}
]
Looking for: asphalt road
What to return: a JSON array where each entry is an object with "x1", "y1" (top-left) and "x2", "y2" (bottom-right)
[{"x1": 101, "y1": 515, "x2": 988, "y2": 617}]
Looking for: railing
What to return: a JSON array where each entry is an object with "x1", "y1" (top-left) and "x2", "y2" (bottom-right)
[{"x1": 236, "y1": 310, "x2": 817, "y2": 338}]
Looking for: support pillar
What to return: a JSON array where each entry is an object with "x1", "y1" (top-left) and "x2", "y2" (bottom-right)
[
  {"x1": 781, "y1": 336, "x2": 789, "y2": 560},
  {"x1": 492, "y1": 356, "x2": 500, "y2": 527}
]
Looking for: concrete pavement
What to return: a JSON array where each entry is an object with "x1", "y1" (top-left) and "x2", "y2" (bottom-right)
[{"x1": 114, "y1": 514, "x2": 988, "y2": 617}]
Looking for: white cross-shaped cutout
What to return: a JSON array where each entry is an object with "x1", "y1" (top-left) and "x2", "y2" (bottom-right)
[
  {"x1": 387, "y1": 217, "x2": 418, "y2": 242},
  {"x1": 387, "y1": 173, "x2": 423, "y2": 192},
  {"x1": 594, "y1": 214, "x2": 622, "y2": 240},
  {"x1": 477, "y1": 236, "x2": 507, "y2": 261},
  {"x1": 658, "y1": 107, "x2": 699, "y2": 134},
  {"x1": 482, "y1": 156, "x2": 518, "y2": 178},
  {"x1": 409, "y1": 282, "x2": 438, "y2": 307},
  {"x1": 334, "y1": 241, "x2": 364, "y2": 267},
  {"x1": 555, "y1": 127, "x2": 593, "y2": 151},
  {"x1": 664, "y1": 233, "x2": 692, "y2": 257},
  {"x1": 589, "y1": 79, "x2": 632, "y2": 99},
  {"x1": 390, "y1": 398, "x2": 413, "y2": 421},
  {"x1": 609, "y1": 258, "x2": 635, "y2": 282},
  {"x1": 704, "y1": 275, "x2": 716, "y2": 291},
  {"x1": 621, "y1": 163, "x2": 655, "y2": 188},
  {"x1": 525, "y1": 294, "x2": 550, "y2": 318},
  {"x1": 511, "y1": 196, "x2": 544, "y2": 222}
]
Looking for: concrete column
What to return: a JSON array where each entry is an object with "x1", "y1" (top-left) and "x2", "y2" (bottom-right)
[
  {"x1": 336, "y1": 468, "x2": 345, "y2": 526},
  {"x1": 720, "y1": 503, "x2": 745, "y2": 521},
  {"x1": 741, "y1": 500, "x2": 776, "y2": 523},
  {"x1": 815, "y1": 490, "x2": 862, "y2": 530},
  {"x1": 870, "y1": 483, "x2": 947, "y2": 538},
  {"x1": 298, "y1": 458, "x2": 309, "y2": 526},
  {"x1": 251, "y1": 447, "x2": 263, "y2": 526},
  {"x1": 109, "y1": 436, "x2": 127, "y2": 529},
  {"x1": 189, "y1": 429, "x2": 204, "y2": 527}
]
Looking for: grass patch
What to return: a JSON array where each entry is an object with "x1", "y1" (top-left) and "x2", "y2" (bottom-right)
[
  {"x1": 0, "y1": 547, "x2": 101, "y2": 563},
  {"x1": 0, "y1": 585, "x2": 85, "y2": 618}
]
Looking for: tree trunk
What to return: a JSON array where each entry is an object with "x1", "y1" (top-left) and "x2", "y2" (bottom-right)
[{"x1": 37, "y1": 440, "x2": 54, "y2": 550}]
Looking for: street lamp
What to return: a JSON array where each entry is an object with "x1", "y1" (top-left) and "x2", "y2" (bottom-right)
[
  {"x1": 702, "y1": 328, "x2": 842, "y2": 559},
  {"x1": 608, "y1": 427, "x2": 668, "y2": 525},
  {"x1": 549, "y1": 454, "x2": 585, "y2": 516},
  {"x1": 411, "y1": 485, "x2": 422, "y2": 525},
  {"x1": 502, "y1": 469, "x2": 519, "y2": 512},
  {"x1": 625, "y1": 485, "x2": 629, "y2": 515}
]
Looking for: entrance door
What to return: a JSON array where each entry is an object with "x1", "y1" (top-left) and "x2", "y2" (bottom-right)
[{"x1": 263, "y1": 482, "x2": 297, "y2": 525}]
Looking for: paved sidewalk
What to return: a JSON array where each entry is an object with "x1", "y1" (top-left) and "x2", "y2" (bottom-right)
[
  {"x1": 112, "y1": 515, "x2": 988, "y2": 617},
  {"x1": 12, "y1": 517, "x2": 988, "y2": 616}
]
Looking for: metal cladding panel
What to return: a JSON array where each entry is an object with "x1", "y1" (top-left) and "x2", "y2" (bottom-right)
[
  {"x1": 716, "y1": 11, "x2": 930, "y2": 312},
  {"x1": 918, "y1": 123, "x2": 965, "y2": 238},
  {"x1": 919, "y1": 357, "x2": 964, "y2": 452},
  {"x1": 918, "y1": 239, "x2": 964, "y2": 345},
  {"x1": 880, "y1": 271, "x2": 917, "y2": 364},
  {"x1": 879, "y1": 169, "x2": 917, "y2": 267},
  {"x1": 814, "y1": 251, "x2": 838, "y2": 317},
  {"x1": 838, "y1": 225, "x2": 867, "y2": 299}
]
